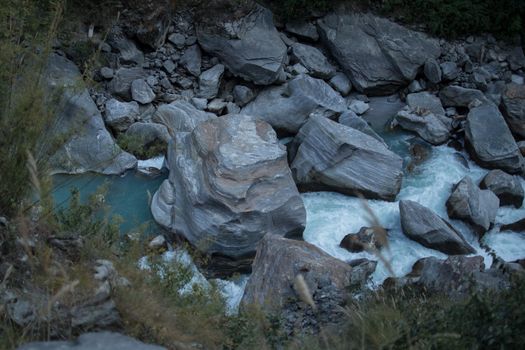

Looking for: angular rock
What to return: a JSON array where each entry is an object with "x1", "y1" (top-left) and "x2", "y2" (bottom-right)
[
  {"x1": 233, "y1": 85, "x2": 255, "y2": 107},
  {"x1": 440, "y1": 61, "x2": 460, "y2": 81},
  {"x1": 340, "y1": 227, "x2": 384, "y2": 253},
  {"x1": 446, "y1": 176, "x2": 500, "y2": 234},
  {"x1": 241, "y1": 234, "x2": 353, "y2": 310},
  {"x1": 242, "y1": 74, "x2": 346, "y2": 134},
  {"x1": 291, "y1": 43, "x2": 336, "y2": 79},
  {"x1": 318, "y1": 12, "x2": 440, "y2": 95},
  {"x1": 17, "y1": 332, "x2": 166, "y2": 350},
  {"x1": 439, "y1": 86, "x2": 489, "y2": 107},
  {"x1": 480, "y1": 170, "x2": 524, "y2": 208},
  {"x1": 107, "y1": 27, "x2": 144, "y2": 65},
  {"x1": 329, "y1": 72, "x2": 352, "y2": 96},
  {"x1": 289, "y1": 116, "x2": 403, "y2": 201},
  {"x1": 424, "y1": 59, "x2": 442, "y2": 84},
  {"x1": 169, "y1": 114, "x2": 306, "y2": 258},
  {"x1": 338, "y1": 111, "x2": 385, "y2": 145},
  {"x1": 168, "y1": 33, "x2": 186, "y2": 48},
  {"x1": 180, "y1": 44, "x2": 202, "y2": 77},
  {"x1": 197, "y1": 64, "x2": 224, "y2": 99},
  {"x1": 100, "y1": 67, "x2": 114, "y2": 79},
  {"x1": 501, "y1": 83, "x2": 525, "y2": 139},
  {"x1": 125, "y1": 122, "x2": 170, "y2": 157},
  {"x1": 45, "y1": 54, "x2": 136, "y2": 174},
  {"x1": 399, "y1": 200, "x2": 475, "y2": 254},
  {"x1": 406, "y1": 92, "x2": 445, "y2": 116},
  {"x1": 465, "y1": 103, "x2": 524, "y2": 174},
  {"x1": 196, "y1": 5, "x2": 287, "y2": 85},
  {"x1": 153, "y1": 100, "x2": 216, "y2": 133},
  {"x1": 348, "y1": 100, "x2": 369, "y2": 115},
  {"x1": 285, "y1": 21, "x2": 319, "y2": 41},
  {"x1": 131, "y1": 79, "x2": 156, "y2": 104},
  {"x1": 104, "y1": 99, "x2": 139, "y2": 132},
  {"x1": 394, "y1": 107, "x2": 450, "y2": 145},
  {"x1": 361, "y1": 95, "x2": 406, "y2": 130},
  {"x1": 108, "y1": 67, "x2": 146, "y2": 101}
]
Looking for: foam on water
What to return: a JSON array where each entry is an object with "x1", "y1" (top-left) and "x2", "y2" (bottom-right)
[{"x1": 303, "y1": 134, "x2": 525, "y2": 285}]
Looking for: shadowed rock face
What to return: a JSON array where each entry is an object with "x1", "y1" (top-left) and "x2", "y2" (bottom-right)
[
  {"x1": 289, "y1": 115, "x2": 403, "y2": 201},
  {"x1": 399, "y1": 200, "x2": 476, "y2": 255},
  {"x1": 465, "y1": 103, "x2": 524, "y2": 174},
  {"x1": 318, "y1": 12, "x2": 440, "y2": 95},
  {"x1": 45, "y1": 54, "x2": 136, "y2": 175},
  {"x1": 170, "y1": 114, "x2": 306, "y2": 259},
  {"x1": 196, "y1": 5, "x2": 286, "y2": 85},
  {"x1": 480, "y1": 169, "x2": 524, "y2": 208}
]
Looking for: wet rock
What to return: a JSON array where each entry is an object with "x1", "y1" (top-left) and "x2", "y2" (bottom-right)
[
  {"x1": 289, "y1": 115, "x2": 403, "y2": 201},
  {"x1": 153, "y1": 100, "x2": 216, "y2": 133},
  {"x1": 104, "y1": 99, "x2": 139, "y2": 132},
  {"x1": 338, "y1": 111, "x2": 385, "y2": 145},
  {"x1": 318, "y1": 12, "x2": 440, "y2": 95},
  {"x1": 501, "y1": 83, "x2": 525, "y2": 139},
  {"x1": 480, "y1": 170, "x2": 524, "y2": 208},
  {"x1": 196, "y1": 5, "x2": 286, "y2": 85},
  {"x1": 399, "y1": 200, "x2": 475, "y2": 255},
  {"x1": 180, "y1": 45, "x2": 202, "y2": 77},
  {"x1": 242, "y1": 74, "x2": 346, "y2": 134},
  {"x1": 394, "y1": 107, "x2": 450, "y2": 145},
  {"x1": 329, "y1": 72, "x2": 352, "y2": 96},
  {"x1": 45, "y1": 54, "x2": 136, "y2": 174},
  {"x1": 109, "y1": 67, "x2": 147, "y2": 101},
  {"x1": 17, "y1": 332, "x2": 166, "y2": 350},
  {"x1": 197, "y1": 64, "x2": 224, "y2": 99},
  {"x1": 233, "y1": 85, "x2": 255, "y2": 107},
  {"x1": 131, "y1": 79, "x2": 156, "y2": 104},
  {"x1": 340, "y1": 227, "x2": 384, "y2": 253},
  {"x1": 439, "y1": 86, "x2": 489, "y2": 107},
  {"x1": 285, "y1": 21, "x2": 319, "y2": 41},
  {"x1": 291, "y1": 43, "x2": 336, "y2": 79},
  {"x1": 424, "y1": 58, "x2": 442, "y2": 84},
  {"x1": 500, "y1": 218, "x2": 525, "y2": 232},
  {"x1": 406, "y1": 91, "x2": 445, "y2": 116},
  {"x1": 465, "y1": 103, "x2": 524, "y2": 174},
  {"x1": 169, "y1": 114, "x2": 306, "y2": 259},
  {"x1": 446, "y1": 176, "x2": 500, "y2": 234}
]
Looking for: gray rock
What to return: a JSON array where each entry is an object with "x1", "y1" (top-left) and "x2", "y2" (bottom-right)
[
  {"x1": 233, "y1": 85, "x2": 255, "y2": 107},
  {"x1": 242, "y1": 74, "x2": 347, "y2": 134},
  {"x1": 17, "y1": 332, "x2": 166, "y2": 350},
  {"x1": 168, "y1": 32, "x2": 186, "y2": 48},
  {"x1": 340, "y1": 227, "x2": 384, "y2": 253},
  {"x1": 408, "y1": 80, "x2": 424, "y2": 93},
  {"x1": 399, "y1": 200, "x2": 476, "y2": 255},
  {"x1": 180, "y1": 45, "x2": 202, "y2": 77},
  {"x1": 100, "y1": 67, "x2": 114, "y2": 79},
  {"x1": 424, "y1": 59, "x2": 442, "y2": 84},
  {"x1": 226, "y1": 101, "x2": 241, "y2": 114},
  {"x1": 519, "y1": 141, "x2": 525, "y2": 156},
  {"x1": 348, "y1": 100, "x2": 370, "y2": 115},
  {"x1": 318, "y1": 12, "x2": 440, "y2": 95},
  {"x1": 439, "y1": 86, "x2": 489, "y2": 107},
  {"x1": 241, "y1": 234, "x2": 353, "y2": 311},
  {"x1": 109, "y1": 67, "x2": 146, "y2": 101},
  {"x1": 197, "y1": 64, "x2": 224, "y2": 99},
  {"x1": 329, "y1": 72, "x2": 352, "y2": 96},
  {"x1": 191, "y1": 97, "x2": 208, "y2": 110},
  {"x1": 153, "y1": 100, "x2": 216, "y2": 133},
  {"x1": 167, "y1": 114, "x2": 306, "y2": 258},
  {"x1": 151, "y1": 179, "x2": 175, "y2": 229},
  {"x1": 104, "y1": 99, "x2": 139, "y2": 132},
  {"x1": 361, "y1": 95, "x2": 406, "y2": 130},
  {"x1": 289, "y1": 115, "x2": 403, "y2": 201},
  {"x1": 107, "y1": 28, "x2": 144, "y2": 65},
  {"x1": 162, "y1": 59, "x2": 176, "y2": 74},
  {"x1": 465, "y1": 103, "x2": 524, "y2": 174},
  {"x1": 131, "y1": 79, "x2": 156, "y2": 104},
  {"x1": 480, "y1": 169, "x2": 524, "y2": 208},
  {"x1": 446, "y1": 176, "x2": 500, "y2": 234},
  {"x1": 338, "y1": 111, "x2": 385, "y2": 145},
  {"x1": 207, "y1": 98, "x2": 227, "y2": 113},
  {"x1": 501, "y1": 83, "x2": 525, "y2": 139},
  {"x1": 406, "y1": 92, "x2": 446, "y2": 116},
  {"x1": 125, "y1": 122, "x2": 170, "y2": 155},
  {"x1": 196, "y1": 5, "x2": 287, "y2": 85},
  {"x1": 291, "y1": 63, "x2": 308, "y2": 75},
  {"x1": 291, "y1": 42, "x2": 336, "y2": 79},
  {"x1": 394, "y1": 107, "x2": 450, "y2": 145},
  {"x1": 45, "y1": 54, "x2": 136, "y2": 175},
  {"x1": 440, "y1": 61, "x2": 460, "y2": 81},
  {"x1": 285, "y1": 21, "x2": 319, "y2": 41}
]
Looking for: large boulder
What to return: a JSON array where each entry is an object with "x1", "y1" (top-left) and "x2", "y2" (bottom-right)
[
  {"x1": 480, "y1": 169, "x2": 524, "y2": 208},
  {"x1": 166, "y1": 114, "x2": 306, "y2": 259},
  {"x1": 152, "y1": 100, "x2": 216, "y2": 133},
  {"x1": 501, "y1": 83, "x2": 525, "y2": 139},
  {"x1": 394, "y1": 107, "x2": 451, "y2": 145},
  {"x1": 291, "y1": 42, "x2": 336, "y2": 79},
  {"x1": 465, "y1": 103, "x2": 524, "y2": 174},
  {"x1": 406, "y1": 92, "x2": 445, "y2": 116},
  {"x1": 289, "y1": 115, "x2": 403, "y2": 201},
  {"x1": 45, "y1": 54, "x2": 136, "y2": 175},
  {"x1": 196, "y1": 5, "x2": 286, "y2": 85},
  {"x1": 104, "y1": 99, "x2": 139, "y2": 132},
  {"x1": 317, "y1": 12, "x2": 440, "y2": 95},
  {"x1": 242, "y1": 74, "x2": 347, "y2": 134},
  {"x1": 338, "y1": 111, "x2": 385, "y2": 145},
  {"x1": 18, "y1": 332, "x2": 165, "y2": 350},
  {"x1": 439, "y1": 86, "x2": 489, "y2": 107},
  {"x1": 446, "y1": 176, "x2": 500, "y2": 234},
  {"x1": 399, "y1": 200, "x2": 475, "y2": 255}
]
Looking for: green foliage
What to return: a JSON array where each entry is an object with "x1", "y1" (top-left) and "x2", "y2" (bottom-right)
[{"x1": 116, "y1": 133, "x2": 167, "y2": 160}]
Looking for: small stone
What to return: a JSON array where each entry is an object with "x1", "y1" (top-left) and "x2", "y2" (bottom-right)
[
  {"x1": 131, "y1": 79, "x2": 156, "y2": 104},
  {"x1": 291, "y1": 63, "x2": 308, "y2": 75},
  {"x1": 511, "y1": 74, "x2": 524, "y2": 85},
  {"x1": 348, "y1": 100, "x2": 370, "y2": 115},
  {"x1": 198, "y1": 64, "x2": 224, "y2": 99},
  {"x1": 148, "y1": 235, "x2": 167, "y2": 250},
  {"x1": 408, "y1": 80, "x2": 423, "y2": 93},
  {"x1": 177, "y1": 76, "x2": 194, "y2": 90},
  {"x1": 168, "y1": 33, "x2": 186, "y2": 48},
  {"x1": 233, "y1": 85, "x2": 255, "y2": 107},
  {"x1": 329, "y1": 72, "x2": 352, "y2": 96},
  {"x1": 207, "y1": 98, "x2": 227, "y2": 113},
  {"x1": 424, "y1": 59, "x2": 442, "y2": 84},
  {"x1": 226, "y1": 102, "x2": 241, "y2": 114},
  {"x1": 104, "y1": 99, "x2": 139, "y2": 132},
  {"x1": 191, "y1": 97, "x2": 208, "y2": 110},
  {"x1": 100, "y1": 67, "x2": 114, "y2": 79},
  {"x1": 162, "y1": 60, "x2": 177, "y2": 74},
  {"x1": 440, "y1": 61, "x2": 460, "y2": 81}
]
